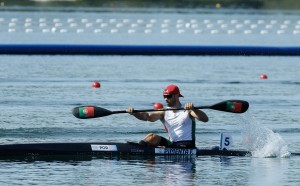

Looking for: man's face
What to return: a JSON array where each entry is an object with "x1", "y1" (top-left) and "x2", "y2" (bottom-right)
[{"x1": 164, "y1": 94, "x2": 176, "y2": 107}]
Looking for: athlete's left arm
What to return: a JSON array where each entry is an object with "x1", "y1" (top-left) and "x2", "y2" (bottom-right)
[{"x1": 184, "y1": 103, "x2": 209, "y2": 122}]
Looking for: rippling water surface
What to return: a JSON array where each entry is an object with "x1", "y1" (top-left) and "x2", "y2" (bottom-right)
[{"x1": 0, "y1": 8, "x2": 300, "y2": 186}]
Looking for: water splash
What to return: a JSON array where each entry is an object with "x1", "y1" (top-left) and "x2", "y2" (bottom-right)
[{"x1": 238, "y1": 112, "x2": 290, "y2": 158}]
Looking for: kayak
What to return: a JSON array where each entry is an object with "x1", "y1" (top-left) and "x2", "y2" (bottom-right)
[
  {"x1": 1, "y1": 141, "x2": 299, "y2": 160},
  {"x1": 0, "y1": 141, "x2": 251, "y2": 157}
]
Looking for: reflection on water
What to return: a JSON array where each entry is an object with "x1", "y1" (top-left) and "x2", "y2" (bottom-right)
[{"x1": 0, "y1": 154, "x2": 241, "y2": 185}]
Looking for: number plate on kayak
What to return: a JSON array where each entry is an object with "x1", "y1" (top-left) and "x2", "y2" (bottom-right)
[
  {"x1": 91, "y1": 144, "x2": 118, "y2": 151},
  {"x1": 155, "y1": 148, "x2": 196, "y2": 155}
]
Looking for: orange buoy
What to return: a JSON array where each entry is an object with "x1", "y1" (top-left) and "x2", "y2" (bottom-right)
[
  {"x1": 153, "y1": 102, "x2": 163, "y2": 110},
  {"x1": 92, "y1": 81, "x2": 101, "y2": 88},
  {"x1": 260, "y1": 74, "x2": 268, "y2": 79}
]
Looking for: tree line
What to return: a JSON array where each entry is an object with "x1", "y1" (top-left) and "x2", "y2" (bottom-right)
[{"x1": 1, "y1": 0, "x2": 300, "y2": 9}]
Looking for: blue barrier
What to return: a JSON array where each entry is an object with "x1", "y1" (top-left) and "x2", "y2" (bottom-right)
[{"x1": 0, "y1": 44, "x2": 299, "y2": 55}]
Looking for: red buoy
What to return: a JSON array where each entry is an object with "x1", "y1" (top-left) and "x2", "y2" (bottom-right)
[
  {"x1": 92, "y1": 81, "x2": 101, "y2": 88},
  {"x1": 260, "y1": 74, "x2": 268, "y2": 79},
  {"x1": 153, "y1": 102, "x2": 164, "y2": 110}
]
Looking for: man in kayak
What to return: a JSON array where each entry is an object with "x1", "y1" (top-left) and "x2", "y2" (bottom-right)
[{"x1": 126, "y1": 84, "x2": 208, "y2": 148}]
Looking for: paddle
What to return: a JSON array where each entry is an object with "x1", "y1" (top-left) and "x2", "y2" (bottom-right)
[{"x1": 72, "y1": 100, "x2": 249, "y2": 119}]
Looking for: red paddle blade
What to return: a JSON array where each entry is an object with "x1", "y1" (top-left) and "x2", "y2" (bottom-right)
[
  {"x1": 72, "y1": 106, "x2": 113, "y2": 119},
  {"x1": 209, "y1": 100, "x2": 249, "y2": 113},
  {"x1": 226, "y1": 101, "x2": 248, "y2": 113}
]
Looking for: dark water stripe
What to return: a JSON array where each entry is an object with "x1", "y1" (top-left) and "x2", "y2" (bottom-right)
[
  {"x1": 274, "y1": 128, "x2": 300, "y2": 133},
  {"x1": 1, "y1": 78, "x2": 300, "y2": 85},
  {"x1": 0, "y1": 127, "x2": 242, "y2": 137},
  {"x1": 1, "y1": 44, "x2": 300, "y2": 56}
]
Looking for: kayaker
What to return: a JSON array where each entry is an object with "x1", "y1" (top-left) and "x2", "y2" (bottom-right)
[{"x1": 126, "y1": 84, "x2": 208, "y2": 148}]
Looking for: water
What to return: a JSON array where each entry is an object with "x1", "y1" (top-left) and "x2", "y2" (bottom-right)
[{"x1": 1, "y1": 8, "x2": 300, "y2": 186}]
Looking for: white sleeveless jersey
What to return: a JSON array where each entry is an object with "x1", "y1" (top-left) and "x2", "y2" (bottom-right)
[{"x1": 163, "y1": 109, "x2": 196, "y2": 142}]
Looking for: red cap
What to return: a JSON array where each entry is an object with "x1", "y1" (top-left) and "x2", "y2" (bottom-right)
[{"x1": 163, "y1": 84, "x2": 183, "y2": 97}]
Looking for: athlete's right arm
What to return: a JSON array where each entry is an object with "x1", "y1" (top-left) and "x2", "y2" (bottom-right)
[{"x1": 126, "y1": 108, "x2": 164, "y2": 122}]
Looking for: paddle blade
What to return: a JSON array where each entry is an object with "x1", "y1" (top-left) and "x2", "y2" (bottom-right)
[
  {"x1": 209, "y1": 100, "x2": 249, "y2": 113},
  {"x1": 72, "y1": 106, "x2": 113, "y2": 119}
]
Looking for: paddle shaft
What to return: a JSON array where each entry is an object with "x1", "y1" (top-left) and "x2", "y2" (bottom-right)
[{"x1": 112, "y1": 106, "x2": 210, "y2": 114}]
